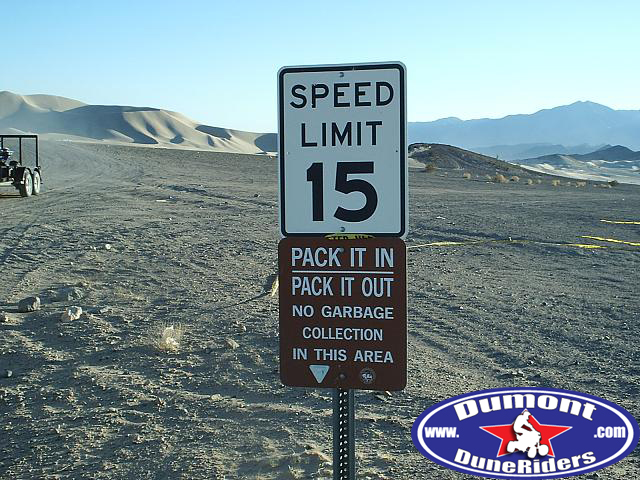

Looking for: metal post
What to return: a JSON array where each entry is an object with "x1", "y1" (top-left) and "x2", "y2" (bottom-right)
[{"x1": 333, "y1": 388, "x2": 355, "y2": 480}]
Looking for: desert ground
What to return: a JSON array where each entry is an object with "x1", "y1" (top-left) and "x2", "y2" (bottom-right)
[{"x1": 1, "y1": 141, "x2": 639, "y2": 479}]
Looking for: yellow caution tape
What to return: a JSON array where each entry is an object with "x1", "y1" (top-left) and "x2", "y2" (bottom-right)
[
  {"x1": 407, "y1": 239, "x2": 638, "y2": 251},
  {"x1": 600, "y1": 220, "x2": 640, "y2": 225},
  {"x1": 409, "y1": 241, "x2": 476, "y2": 248},
  {"x1": 565, "y1": 244, "x2": 607, "y2": 249},
  {"x1": 580, "y1": 236, "x2": 640, "y2": 247}
]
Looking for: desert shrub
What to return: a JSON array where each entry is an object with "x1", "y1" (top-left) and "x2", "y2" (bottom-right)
[
  {"x1": 510, "y1": 176, "x2": 520, "y2": 182},
  {"x1": 566, "y1": 181, "x2": 573, "y2": 186},
  {"x1": 551, "y1": 179, "x2": 561, "y2": 186},
  {"x1": 608, "y1": 180, "x2": 619, "y2": 187},
  {"x1": 492, "y1": 174, "x2": 508, "y2": 184},
  {"x1": 484, "y1": 174, "x2": 493, "y2": 181},
  {"x1": 576, "y1": 181, "x2": 587, "y2": 187},
  {"x1": 536, "y1": 179, "x2": 542, "y2": 184},
  {"x1": 424, "y1": 163, "x2": 437, "y2": 173},
  {"x1": 462, "y1": 172, "x2": 472, "y2": 179},
  {"x1": 150, "y1": 324, "x2": 184, "y2": 353},
  {"x1": 526, "y1": 179, "x2": 534, "y2": 185}
]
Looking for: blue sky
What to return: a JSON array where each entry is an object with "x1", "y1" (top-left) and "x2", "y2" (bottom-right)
[{"x1": 6, "y1": 0, "x2": 639, "y2": 132}]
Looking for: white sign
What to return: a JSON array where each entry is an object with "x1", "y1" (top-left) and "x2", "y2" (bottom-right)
[{"x1": 278, "y1": 62, "x2": 407, "y2": 237}]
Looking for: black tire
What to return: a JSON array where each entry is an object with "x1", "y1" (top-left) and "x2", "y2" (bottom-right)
[
  {"x1": 32, "y1": 170, "x2": 41, "y2": 195},
  {"x1": 19, "y1": 169, "x2": 33, "y2": 197}
]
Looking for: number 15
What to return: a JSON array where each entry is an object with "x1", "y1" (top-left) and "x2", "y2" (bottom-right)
[{"x1": 306, "y1": 161, "x2": 378, "y2": 223}]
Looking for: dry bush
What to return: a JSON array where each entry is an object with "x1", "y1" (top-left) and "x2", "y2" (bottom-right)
[
  {"x1": 536, "y1": 179, "x2": 542, "y2": 184},
  {"x1": 566, "y1": 181, "x2": 573, "y2": 187},
  {"x1": 150, "y1": 323, "x2": 185, "y2": 353},
  {"x1": 576, "y1": 181, "x2": 587, "y2": 187},
  {"x1": 484, "y1": 174, "x2": 492, "y2": 181},
  {"x1": 492, "y1": 174, "x2": 508, "y2": 184},
  {"x1": 526, "y1": 179, "x2": 534, "y2": 185},
  {"x1": 424, "y1": 163, "x2": 437, "y2": 173},
  {"x1": 462, "y1": 172, "x2": 472, "y2": 179},
  {"x1": 551, "y1": 179, "x2": 561, "y2": 187},
  {"x1": 510, "y1": 176, "x2": 520, "y2": 182}
]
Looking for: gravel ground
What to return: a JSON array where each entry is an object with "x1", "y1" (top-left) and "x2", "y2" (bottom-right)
[{"x1": 0, "y1": 141, "x2": 638, "y2": 479}]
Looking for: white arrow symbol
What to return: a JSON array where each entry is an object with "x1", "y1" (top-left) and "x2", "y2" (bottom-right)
[{"x1": 309, "y1": 365, "x2": 330, "y2": 383}]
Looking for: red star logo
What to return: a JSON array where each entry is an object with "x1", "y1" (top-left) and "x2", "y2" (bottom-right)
[{"x1": 480, "y1": 410, "x2": 571, "y2": 457}]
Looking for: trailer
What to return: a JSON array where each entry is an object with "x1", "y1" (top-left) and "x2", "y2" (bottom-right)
[{"x1": 0, "y1": 135, "x2": 41, "y2": 197}]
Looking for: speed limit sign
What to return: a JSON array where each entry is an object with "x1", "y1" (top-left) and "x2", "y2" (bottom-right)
[{"x1": 278, "y1": 62, "x2": 407, "y2": 237}]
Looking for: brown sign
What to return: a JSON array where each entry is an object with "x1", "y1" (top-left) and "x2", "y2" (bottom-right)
[{"x1": 279, "y1": 236, "x2": 407, "y2": 390}]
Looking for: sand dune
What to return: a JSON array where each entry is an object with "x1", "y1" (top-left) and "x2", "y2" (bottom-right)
[
  {"x1": 518, "y1": 145, "x2": 640, "y2": 185},
  {"x1": 0, "y1": 91, "x2": 276, "y2": 154}
]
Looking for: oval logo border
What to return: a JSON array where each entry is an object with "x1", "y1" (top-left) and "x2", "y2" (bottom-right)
[{"x1": 412, "y1": 387, "x2": 640, "y2": 479}]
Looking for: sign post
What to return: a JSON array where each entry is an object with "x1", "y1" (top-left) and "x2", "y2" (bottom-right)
[
  {"x1": 333, "y1": 389, "x2": 355, "y2": 480},
  {"x1": 278, "y1": 62, "x2": 407, "y2": 480}
]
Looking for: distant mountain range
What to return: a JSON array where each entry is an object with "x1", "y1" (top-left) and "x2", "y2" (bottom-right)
[
  {"x1": 0, "y1": 91, "x2": 276, "y2": 154},
  {"x1": 409, "y1": 101, "x2": 640, "y2": 159}
]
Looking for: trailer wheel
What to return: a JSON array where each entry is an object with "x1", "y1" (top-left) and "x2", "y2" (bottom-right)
[
  {"x1": 32, "y1": 170, "x2": 41, "y2": 195},
  {"x1": 19, "y1": 169, "x2": 33, "y2": 197}
]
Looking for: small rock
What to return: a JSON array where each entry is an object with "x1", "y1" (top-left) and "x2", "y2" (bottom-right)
[
  {"x1": 61, "y1": 306, "x2": 83, "y2": 321},
  {"x1": 53, "y1": 286, "x2": 84, "y2": 302},
  {"x1": 0, "y1": 312, "x2": 10, "y2": 323},
  {"x1": 104, "y1": 244, "x2": 112, "y2": 250},
  {"x1": 204, "y1": 344, "x2": 215, "y2": 354},
  {"x1": 98, "y1": 306, "x2": 111, "y2": 314},
  {"x1": 225, "y1": 338, "x2": 240, "y2": 350},
  {"x1": 3, "y1": 370, "x2": 12, "y2": 378},
  {"x1": 253, "y1": 193, "x2": 260, "y2": 198},
  {"x1": 17, "y1": 296, "x2": 40, "y2": 313}
]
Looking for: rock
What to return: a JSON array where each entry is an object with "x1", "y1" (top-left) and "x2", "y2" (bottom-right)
[
  {"x1": 53, "y1": 286, "x2": 85, "y2": 302},
  {"x1": 3, "y1": 370, "x2": 12, "y2": 378},
  {"x1": 0, "y1": 312, "x2": 10, "y2": 323},
  {"x1": 17, "y1": 296, "x2": 41, "y2": 313},
  {"x1": 224, "y1": 338, "x2": 239, "y2": 350},
  {"x1": 104, "y1": 244, "x2": 112, "y2": 250},
  {"x1": 61, "y1": 306, "x2": 83, "y2": 321}
]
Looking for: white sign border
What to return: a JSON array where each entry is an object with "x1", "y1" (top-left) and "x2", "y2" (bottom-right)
[{"x1": 278, "y1": 61, "x2": 407, "y2": 238}]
